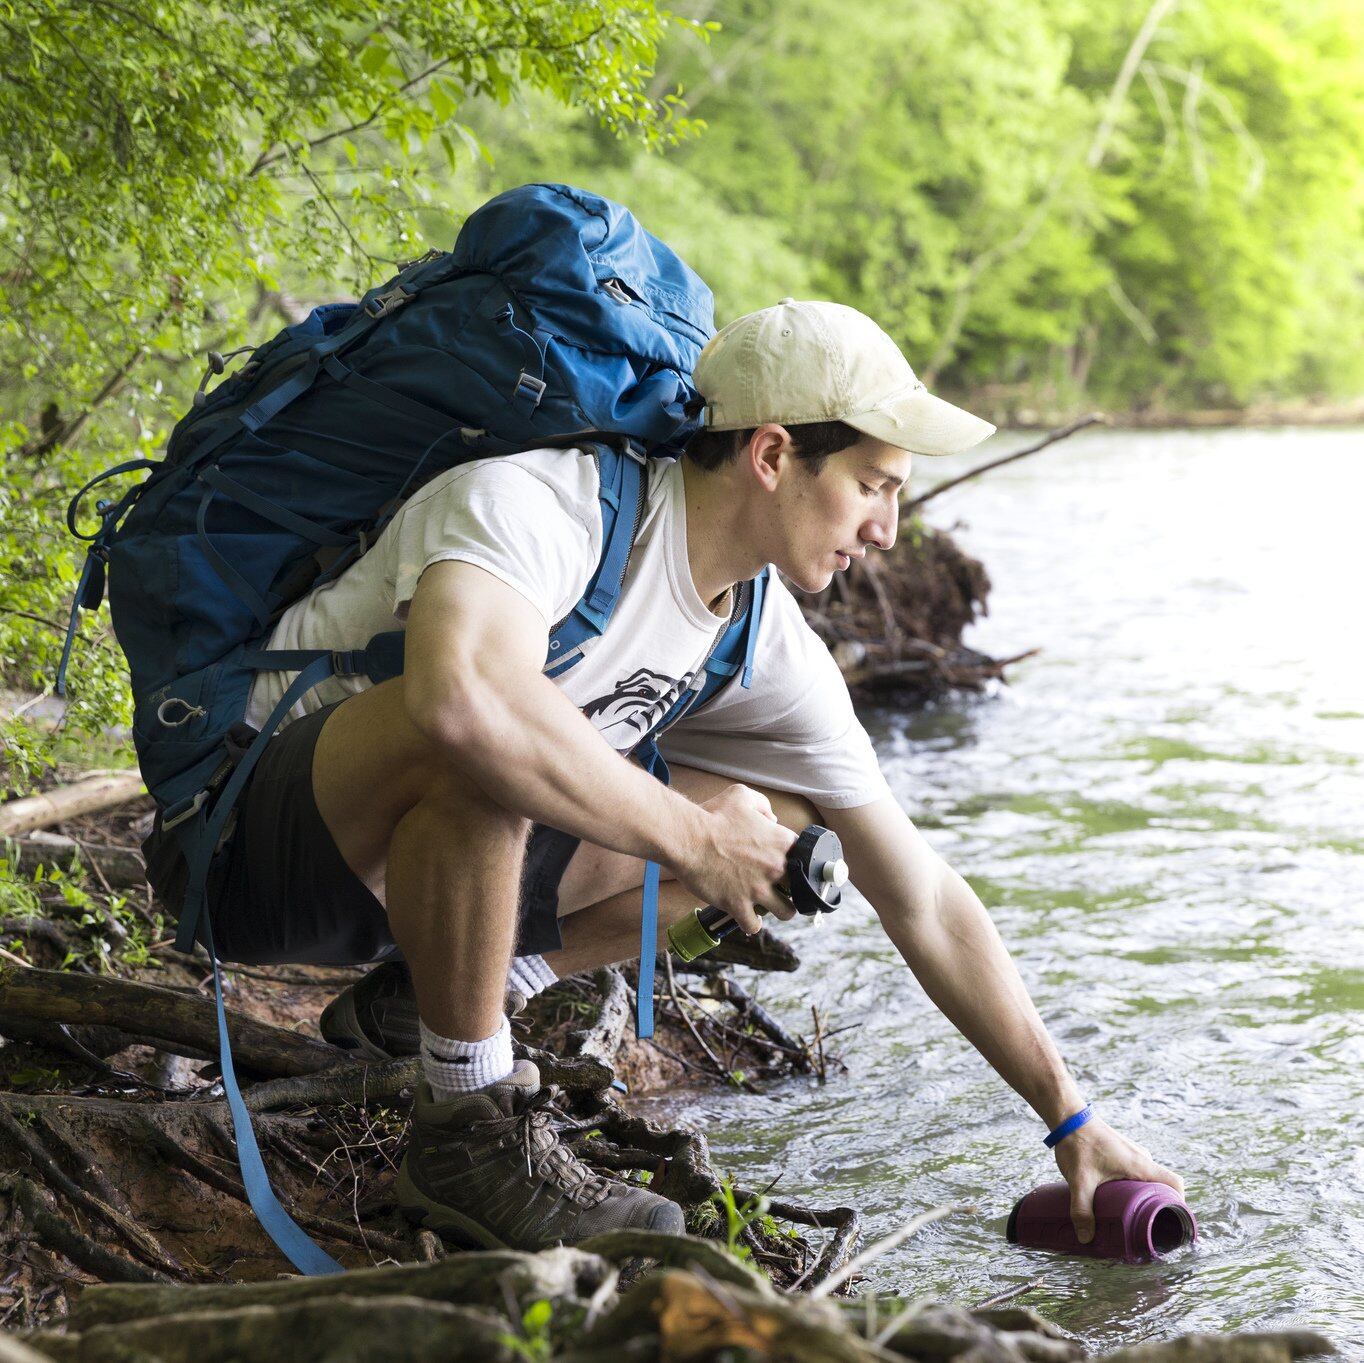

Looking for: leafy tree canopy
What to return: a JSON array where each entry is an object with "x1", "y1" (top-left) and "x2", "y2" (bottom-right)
[
  {"x1": 1, "y1": 0, "x2": 700, "y2": 777},
  {"x1": 2, "y1": 0, "x2": 1362, "y2": 787}
]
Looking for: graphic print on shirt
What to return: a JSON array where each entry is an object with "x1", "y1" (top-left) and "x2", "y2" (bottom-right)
[{"x1": 581, "y1": 667, "x2": 697, "y2": 747}]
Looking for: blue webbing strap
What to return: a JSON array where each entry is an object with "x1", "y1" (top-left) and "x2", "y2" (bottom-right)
[
  {"x1": 634, "y1": 741, "x2": 671, "y2": 1039},
  {"x1": 585, "y1": 450, "x2": 637, "y2": 616},
  {"x1": 240, "y1": 353, "x2": 323, "y2": 434},
  {"x1": 544, "y1": 449, "x2": 643, "y2": 677},
  {"x1": 200, "y1": 910, "x2": 344, "y2": 1276},
  {"x1": 175, "y1": 654, "x2": 335, "y2": 951},
  {"x1": 174, "y1": 652, "x2": 344, "y2": 1275},
  {"x1": 626, "y1": 568, "x2": 770, "y2": 1036},
  {"x1": 740, "y1": 568, "x2": 766, "y2": 689}
]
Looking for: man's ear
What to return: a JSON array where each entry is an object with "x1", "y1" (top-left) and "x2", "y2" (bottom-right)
[{"x1": 746, "y1": 423, "x2": 793, "y2": 492}]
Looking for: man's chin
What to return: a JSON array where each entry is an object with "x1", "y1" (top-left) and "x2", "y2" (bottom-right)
[{"x1": 791, "y1": 567, "x2": 835, "y2": 595}]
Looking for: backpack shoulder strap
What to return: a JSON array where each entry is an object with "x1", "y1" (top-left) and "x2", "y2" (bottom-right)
[
  {"x1": 544, "y1": 443, "x2": 648, "y2": 677},
  {"x1": 691, "y1": 563, "x2": 769, "y2": 711}
]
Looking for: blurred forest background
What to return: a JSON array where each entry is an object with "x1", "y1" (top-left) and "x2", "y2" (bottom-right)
[{"x1": 2, "y1": 0, "x2": 1362, "y2": 774}]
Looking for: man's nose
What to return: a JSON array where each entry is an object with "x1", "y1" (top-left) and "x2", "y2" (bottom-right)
[{"x1": 864, "y1": 500, "x2": 897, "y2": 552}]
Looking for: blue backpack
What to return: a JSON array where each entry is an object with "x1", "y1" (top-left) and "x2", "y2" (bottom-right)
[{"x1": 60, "y1": 182, "x2": 769, "y2": 1275}]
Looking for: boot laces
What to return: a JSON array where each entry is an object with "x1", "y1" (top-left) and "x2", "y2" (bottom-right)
[{"x1": 491, "y1": 1086, "x2": 611, "y2": 1206}]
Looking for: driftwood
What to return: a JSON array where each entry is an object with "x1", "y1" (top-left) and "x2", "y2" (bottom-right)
[
  {"x1": 0, "y1": 774, "x2": 146, "y2": 839},
  {"x1": 568, "y1": 966, "x2": 632, "y2": 1071},
  {"x1": 704, "y1": 926, "x2": 800, "y2": 972},
  {"x1": 0, "y1": 966, "x2": 343, "y2": 1078}
]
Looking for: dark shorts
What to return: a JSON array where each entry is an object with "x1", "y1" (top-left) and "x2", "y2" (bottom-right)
[{"x1": 196, "y1": 701, "x2": 578, "y2": 966}]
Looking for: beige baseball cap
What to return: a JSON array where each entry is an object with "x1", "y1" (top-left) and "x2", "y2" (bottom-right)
[{"x1": 693, "y1": 298, "x2": 995, "y2": 455}]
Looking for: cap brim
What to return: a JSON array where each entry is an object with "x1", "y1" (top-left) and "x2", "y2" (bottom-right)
[{"x1": 845, "y1": 388, "x2": 996, "y2": 455}]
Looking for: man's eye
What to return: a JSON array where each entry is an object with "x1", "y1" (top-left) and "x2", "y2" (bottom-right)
[{"x1": 859, "y1": 483, "x2": 877, "y2": 496}]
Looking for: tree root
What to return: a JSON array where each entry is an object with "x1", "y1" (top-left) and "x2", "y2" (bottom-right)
[
  {"x1": 1, "y1": 1176, "x2": 170, "y2": 1287},
  {"x1": 0, "y1": 967, "x2": 342, "y2": 1079},
  {"x1": 67, "y1": 1245, "x2": 613, "y2": 1329},
  {"x1": 0, "y1": 1106, "x2": 185, "y2": 1279},
  {"x1": 31, "y1": 1297, "x2": 519, "y2": 1363}
]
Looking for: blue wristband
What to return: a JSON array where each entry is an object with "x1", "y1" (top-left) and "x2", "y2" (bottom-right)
[{"x1": 1044, "y1": 1104, "x2": 1094, "y2": 1148}]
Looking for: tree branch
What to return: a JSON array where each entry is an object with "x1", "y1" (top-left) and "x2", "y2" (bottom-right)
[{"x1": 904, "y1": 414, "x2": 1107, "y2": 513}]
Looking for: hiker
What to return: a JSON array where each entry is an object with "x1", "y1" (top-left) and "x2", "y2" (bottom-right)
[{"x1": 195, "y1": 298, "x2": 1183, "y2": 1250}]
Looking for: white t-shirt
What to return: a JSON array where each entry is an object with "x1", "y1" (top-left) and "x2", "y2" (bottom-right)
[{"x1": 246, "y1": 449, "x2": 891, "y2": 810}]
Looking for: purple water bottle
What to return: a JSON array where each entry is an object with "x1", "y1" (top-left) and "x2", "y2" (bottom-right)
[{"x1": 1006, "y1": 1179, "x2": 1197, "y2": 1262}]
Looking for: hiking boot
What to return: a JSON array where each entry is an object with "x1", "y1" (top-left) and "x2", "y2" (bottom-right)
[
  {"x1": 395, "y1": 1060, "x2": 684, "y2": 1249},
  {"x1": 320, "y1": 960, "x2": 528, "y2": 1061}
]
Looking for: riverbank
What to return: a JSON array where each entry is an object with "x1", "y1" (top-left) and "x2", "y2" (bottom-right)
[
  {"x1": 0, "y1": 780, "x2": 1339, "y2": 1361},
  {"x1": 961, "y1": 395, "x2": 1364, "y2": 431}
]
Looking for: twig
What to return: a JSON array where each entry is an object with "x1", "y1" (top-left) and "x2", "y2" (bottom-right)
[
  {"x1": 972, "y1": 1276, "x2": 1048, "y2": 1310},
  {"x1": 809, "y1": 1203, "x2": 970, "y2": 1298},
  {"x1": 904, "y1": 415, "x2": 1107, "y2": 513},
  {"x1": 810, "y1": 1005, "x2": 828, "y2": 1082},
  {"x1": 664, "y1": 958, "x2": 757, "y2": 1092},
  {"x1": 871, "y1": 1296, "x2": 935, "y2": 1349}
]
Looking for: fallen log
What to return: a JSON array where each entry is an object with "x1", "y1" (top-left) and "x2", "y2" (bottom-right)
[
  {"x1": 0, "y1": 773, "x2": 147, "y2": 839},
  {"x1": 0, "y1": 967, "x2": 343, "y2": 1079},
  {"x1": 7, "y1": 832, "x2": 147, "y2": 890}
]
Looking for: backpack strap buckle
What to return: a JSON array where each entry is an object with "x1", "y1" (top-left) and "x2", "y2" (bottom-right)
[
  {"x1": 364, "y1": 285, "x2": 410, "y2": 320},
  {"x1": 161, "y1": 787, "x2": 209, "y2": 832},
  {"x1": 514, "y1": 371, "x2": 547, "y2": 407}
]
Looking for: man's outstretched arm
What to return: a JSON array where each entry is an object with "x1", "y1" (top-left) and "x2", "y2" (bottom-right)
[{"x1": 820, "y1": 794, "x2": 1184, "y2": 1241}]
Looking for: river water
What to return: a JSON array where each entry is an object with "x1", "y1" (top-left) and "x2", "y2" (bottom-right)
[{"x1": 646, "y1": 427, "x2": 1364, "y2": 1354}]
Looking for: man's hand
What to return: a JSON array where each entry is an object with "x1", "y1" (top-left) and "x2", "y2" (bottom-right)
[
  {"x1": 667, "y1": 783, "x2": 798, "y2": 935},
  {"x1": 1052, "y1": 1116, "x2": 1185, "y2": 1243}
]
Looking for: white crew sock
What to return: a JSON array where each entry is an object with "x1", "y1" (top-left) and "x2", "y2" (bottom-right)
[
  {"x1": 507, "y1": 954, "x2": 557, "y2": 1000},
  {"x1": 419, "y1": 1016, "x2": 513, "y2": 1100}
]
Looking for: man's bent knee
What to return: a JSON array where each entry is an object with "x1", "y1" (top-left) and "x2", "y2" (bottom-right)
[
  {"x1": 314, "y1": 679, "x2": 527, "y2": 883},
  {"x1": 408, "y1": 770, "x2": 528, "y2": 842}
]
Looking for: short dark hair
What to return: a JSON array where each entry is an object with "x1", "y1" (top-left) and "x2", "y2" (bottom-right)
[{"x1": 683, "y1": 419, "x2": 864, "y2": 475}]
